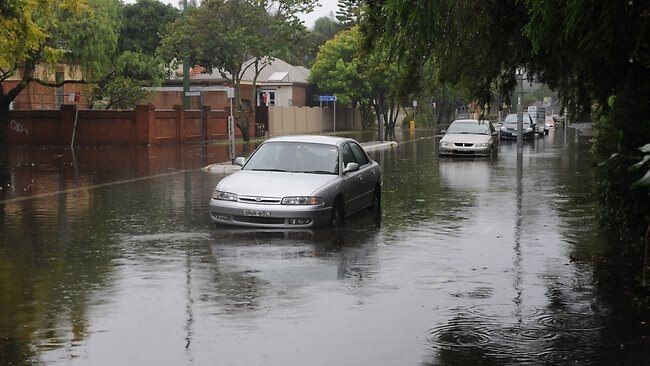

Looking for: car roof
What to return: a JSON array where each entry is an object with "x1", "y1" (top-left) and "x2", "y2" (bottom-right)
[
  {"x1": 265, "y1": 135, "x2": 355, "y2": 146},
  {"x1": 451, "y1": 119, "x2": 491, "y2": 123}
]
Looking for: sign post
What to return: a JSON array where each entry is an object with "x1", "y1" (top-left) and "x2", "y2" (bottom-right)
[
  {"x1": 318, "y1": 95, "x2": 337, "y2": 133},
  {"x1": 227, "y1": 88, "x2": 235, "y2": 163}
]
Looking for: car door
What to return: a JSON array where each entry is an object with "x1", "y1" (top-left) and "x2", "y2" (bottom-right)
[
  {"x1": 340, "y1": 143, "x2": 367, "y2": 214},
  {"x1": 348, "y1": 142, "x2": 376, "y2": 207}
]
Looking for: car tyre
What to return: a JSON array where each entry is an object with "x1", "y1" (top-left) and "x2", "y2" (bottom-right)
[{"x1": 330, "y1": 199, "x2": 344, "y2": 227}]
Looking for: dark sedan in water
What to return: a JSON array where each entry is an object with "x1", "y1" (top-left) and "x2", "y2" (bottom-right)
[{"x1": 500, "y1": 113, "x2": 535, "y2": 140}]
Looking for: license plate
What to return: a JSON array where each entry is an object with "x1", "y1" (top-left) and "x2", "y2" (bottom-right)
[{"x1": 244, "y1": 210, "x2": 271, "y2": 217}]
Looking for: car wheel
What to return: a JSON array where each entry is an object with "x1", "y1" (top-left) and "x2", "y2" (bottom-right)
[
  {"x1": 330, "y1": 199, "x2": 344, "y2": 227},
  {"x1": 371, "y1": 186, "x2": 381, "y2": 212},
  {"x1": 544, "y1": 130, "x2": 549, "y2": 135}
]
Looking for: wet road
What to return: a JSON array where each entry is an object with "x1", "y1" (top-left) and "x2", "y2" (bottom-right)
[{"x1": 1, "y1": 127, "x2": 649, "y2": 365}]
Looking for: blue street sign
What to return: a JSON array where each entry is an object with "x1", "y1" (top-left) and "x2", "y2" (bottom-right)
[{"x1": 319, "y1": 95, "x2": 337, "y2": 102}]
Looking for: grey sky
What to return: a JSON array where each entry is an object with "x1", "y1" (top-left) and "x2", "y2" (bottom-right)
[{"x1": 122, "y1": 0, "x2": 339, "y2": 28}]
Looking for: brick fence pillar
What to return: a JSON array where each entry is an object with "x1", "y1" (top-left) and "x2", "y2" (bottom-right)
[{"x1": 135, "y1": 104, "x2": 154, "y2": 146}]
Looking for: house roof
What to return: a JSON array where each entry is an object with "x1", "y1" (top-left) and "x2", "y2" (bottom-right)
[{"x1": 187, "y1": 58, "x2": 310, "y2": 85}]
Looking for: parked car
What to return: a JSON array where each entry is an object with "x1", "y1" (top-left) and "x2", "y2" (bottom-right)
[
  {"x1": 209, "y1": 135, "x2": 382, "y2": 228},
  {"x1": 500, "y1": 113, "x2": 535, "y2": 140},
  {"x1": 544, "y1": 115, "x2": 556, "y2": 129},
  {"x1": 439, "y1": 119, "x2": 499, "y2": 157}
]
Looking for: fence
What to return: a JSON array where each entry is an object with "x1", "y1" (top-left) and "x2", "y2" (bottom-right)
[
  {"x1": 268, "y1": 106, "x2": 362, "y2": 137},
  {"x1": 7, "y1": 104, "x2": 238, "y2": 146}
]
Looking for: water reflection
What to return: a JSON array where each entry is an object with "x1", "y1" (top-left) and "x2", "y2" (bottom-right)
[
  {"x1": 438, "y1": 158, "x2": 493, "y2": 191},
  {"x1": 206, "y1": 210, "x2": 383, "y2": 311},
  {"x1": 1, "y1": 128, "x2": 649, "y2": 365}
]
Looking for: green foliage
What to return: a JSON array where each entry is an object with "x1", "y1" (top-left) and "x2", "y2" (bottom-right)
[
  {"x1": 309, "y1": 26, "x2": 403, "y2": 129},
  {"x1": 309, "y1": 28, "x2": 368, "y2": 107},
  {"x1": 118, "y1": 0, "x2": 180, "y2": 55},
  {"x1": 90, "y1": 51, "x2": 164, "y2": 109},
  {"x1": 336, "y1": 0, "x2": 360, "y2": 29},
  {"x1": 54, "y1": 0, "x2": 121, "y2": 77},
  {"x1": 0, "y1": 0, "x2": 88, "y2": 72}
]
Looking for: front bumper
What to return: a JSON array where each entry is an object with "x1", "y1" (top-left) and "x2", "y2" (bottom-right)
[
  {"x1": 209, "y1": 199, "x2": 332, "y2": 228},
  {"x1": 439, "y1": 145, "x2": 492, "y2": 157},
  {"x1": 500, "y1": 130, "x2": 534, "y2": 140}
]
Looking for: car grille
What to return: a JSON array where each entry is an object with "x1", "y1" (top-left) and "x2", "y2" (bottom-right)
[
  {"x1": 233, "y1": 216, "x2": 286, "y2": 225},
  {"x1": 454, "y1": 143, "x2": 474, "y2": 147},
  {"x1": 238, "y1": 195, "x2": 281, "y2": 204}
]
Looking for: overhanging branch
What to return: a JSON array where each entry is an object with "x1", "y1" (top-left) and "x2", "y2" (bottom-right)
[{"x1": 32, "y1": 78, "x2": 88, "y2": 88}]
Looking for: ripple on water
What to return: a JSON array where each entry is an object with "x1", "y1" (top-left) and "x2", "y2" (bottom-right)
[{"x1": 426, "y1": 306, "x2": 606, "y2": 364}]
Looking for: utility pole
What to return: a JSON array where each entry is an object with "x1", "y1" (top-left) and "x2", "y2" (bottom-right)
[
  {"x1": 182, "y1": 0, "x2": 190, "y2": 110},
  {"x1": 516, "y1": 68, "x2": 524, "y2": 156}
]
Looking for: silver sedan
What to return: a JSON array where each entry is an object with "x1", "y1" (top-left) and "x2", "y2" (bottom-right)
[
  {"x1": 209, "y1": 135, "x2": 383, "y2": 228},
  {"x1": 439, "y1": 119, "x2": 499, "y2": 157}
]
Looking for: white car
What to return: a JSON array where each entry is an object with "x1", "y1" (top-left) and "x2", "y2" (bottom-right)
[
  {"x1": 439, "y1": 119, "x2": 499, "y2": 157},
  {"x1": 209, "y1": 135, "x2": 383, "y2": 228}
]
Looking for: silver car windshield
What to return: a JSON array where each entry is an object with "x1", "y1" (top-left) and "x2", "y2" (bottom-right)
[
  {"x1": 447, "y1": 122, "x2": 490, "y2": 135},
  {"x1": 243, "y1": 142, "x2": 339, "y2": 175}
]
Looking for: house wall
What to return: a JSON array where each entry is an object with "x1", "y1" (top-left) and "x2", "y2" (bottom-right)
[
  {"x1": 6, "y1": 104, "x2": 238, "y2": 146},
  {"x1": 268, "y1": 106, "x2": 362, "y2": 136},
  {"x1": 3, "y1": 80, "x2": 88, "y2": 110},
  {"x1": 275, "y1": 86, "x2": 292, "y2": 107}
]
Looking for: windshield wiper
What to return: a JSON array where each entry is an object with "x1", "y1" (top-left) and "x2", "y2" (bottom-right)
[
  {"x1": 300, "y1": 170, "x2": 336, "y2": 175},
  {"x1": 250, "y1": 168, "x2": 287, "y2": 172}
]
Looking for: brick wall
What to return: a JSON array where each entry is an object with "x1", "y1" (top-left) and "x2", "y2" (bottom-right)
[{"x1": 6, "y1": 104, "x2": 237, "y2": 146}]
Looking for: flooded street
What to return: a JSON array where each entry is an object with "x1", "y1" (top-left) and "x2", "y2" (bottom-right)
[{"x1": 1, "y1": 127, "x2": 649, "y2": 365}]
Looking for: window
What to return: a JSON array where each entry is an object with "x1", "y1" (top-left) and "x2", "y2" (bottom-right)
[
  {"x1": 349, "y1": 143, "x2": 369, "y2": 166},
  {"x1": 341, "y1": 144, "x2": 355, "y2": 167},
  {"x1": 257, "y1": 90, "x2": 276, "y2": 106}
]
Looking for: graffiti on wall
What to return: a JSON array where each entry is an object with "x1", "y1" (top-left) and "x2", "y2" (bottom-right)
[{"x1": 10, "y1": 120, "x2": 29, "y2": 135}]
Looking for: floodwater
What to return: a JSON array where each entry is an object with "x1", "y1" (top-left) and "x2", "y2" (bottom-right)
[{"x1": 1, "y1": 127, "x2": 649, "y2": 365}]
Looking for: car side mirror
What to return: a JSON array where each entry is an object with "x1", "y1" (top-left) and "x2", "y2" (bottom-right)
[
  {"x1": 491, "y1": 131, "x2": 498, "y2": 136},
  {"x1": 343, "y1": 162, "x2": 359, "y2": 174},
  {"x1": 233, "y1": 157, "x2": 246, "y2": 166},
  {"x1": 441, "y1": 129, "x2": 447, "y2": 134}
]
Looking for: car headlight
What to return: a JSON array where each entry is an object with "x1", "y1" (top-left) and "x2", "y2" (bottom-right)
[
  {"x1": 475, "y1": 143, "x2": 489, "y2": 148},
  {"x1": 281, "y1": 196, "x2": 324, "y2": 205},
  {"x1": 500, "y1": 126, "x2": 506, "y2": 131},
  {"x1": 441, "y1": 141, "x2": 452, "y2": 147},
  {"x1": 213, "y1": 190, "x2": 238, "y2": 201},
  {"x1": 526, "y1": 127, "x2": 533, "y2": 132}
]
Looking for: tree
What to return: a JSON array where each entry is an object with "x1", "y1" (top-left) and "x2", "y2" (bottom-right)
[
  {"x1": 336, "y1": 0, "x2": 360, "y2": 29},
  {"x1": 118, "y1": 0, "x2": 180, "y2": 56},
  {"x1": 159, "y1": 0, "x2": 316, "y2": 141},
  {"x1": 0, "y1": 0, "x2": 120, "y2": 144},
  {"x1": 309, "y1": 27, "x2": 403, "y2": 132},
  {"x1": 88, "y1": 0, "x2": 177, "y2": 109},
  {"x1": 90, "y1": 51, "x2": 165, "y2": 109}
]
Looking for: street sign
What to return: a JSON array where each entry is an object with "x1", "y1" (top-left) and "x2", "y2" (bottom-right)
[
  {"x1": 185, "y1": 91, "x2": 201, "y2": 97},
  {"x1": 319, "y1": 95, "x2": 337, "y2": 102}
]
